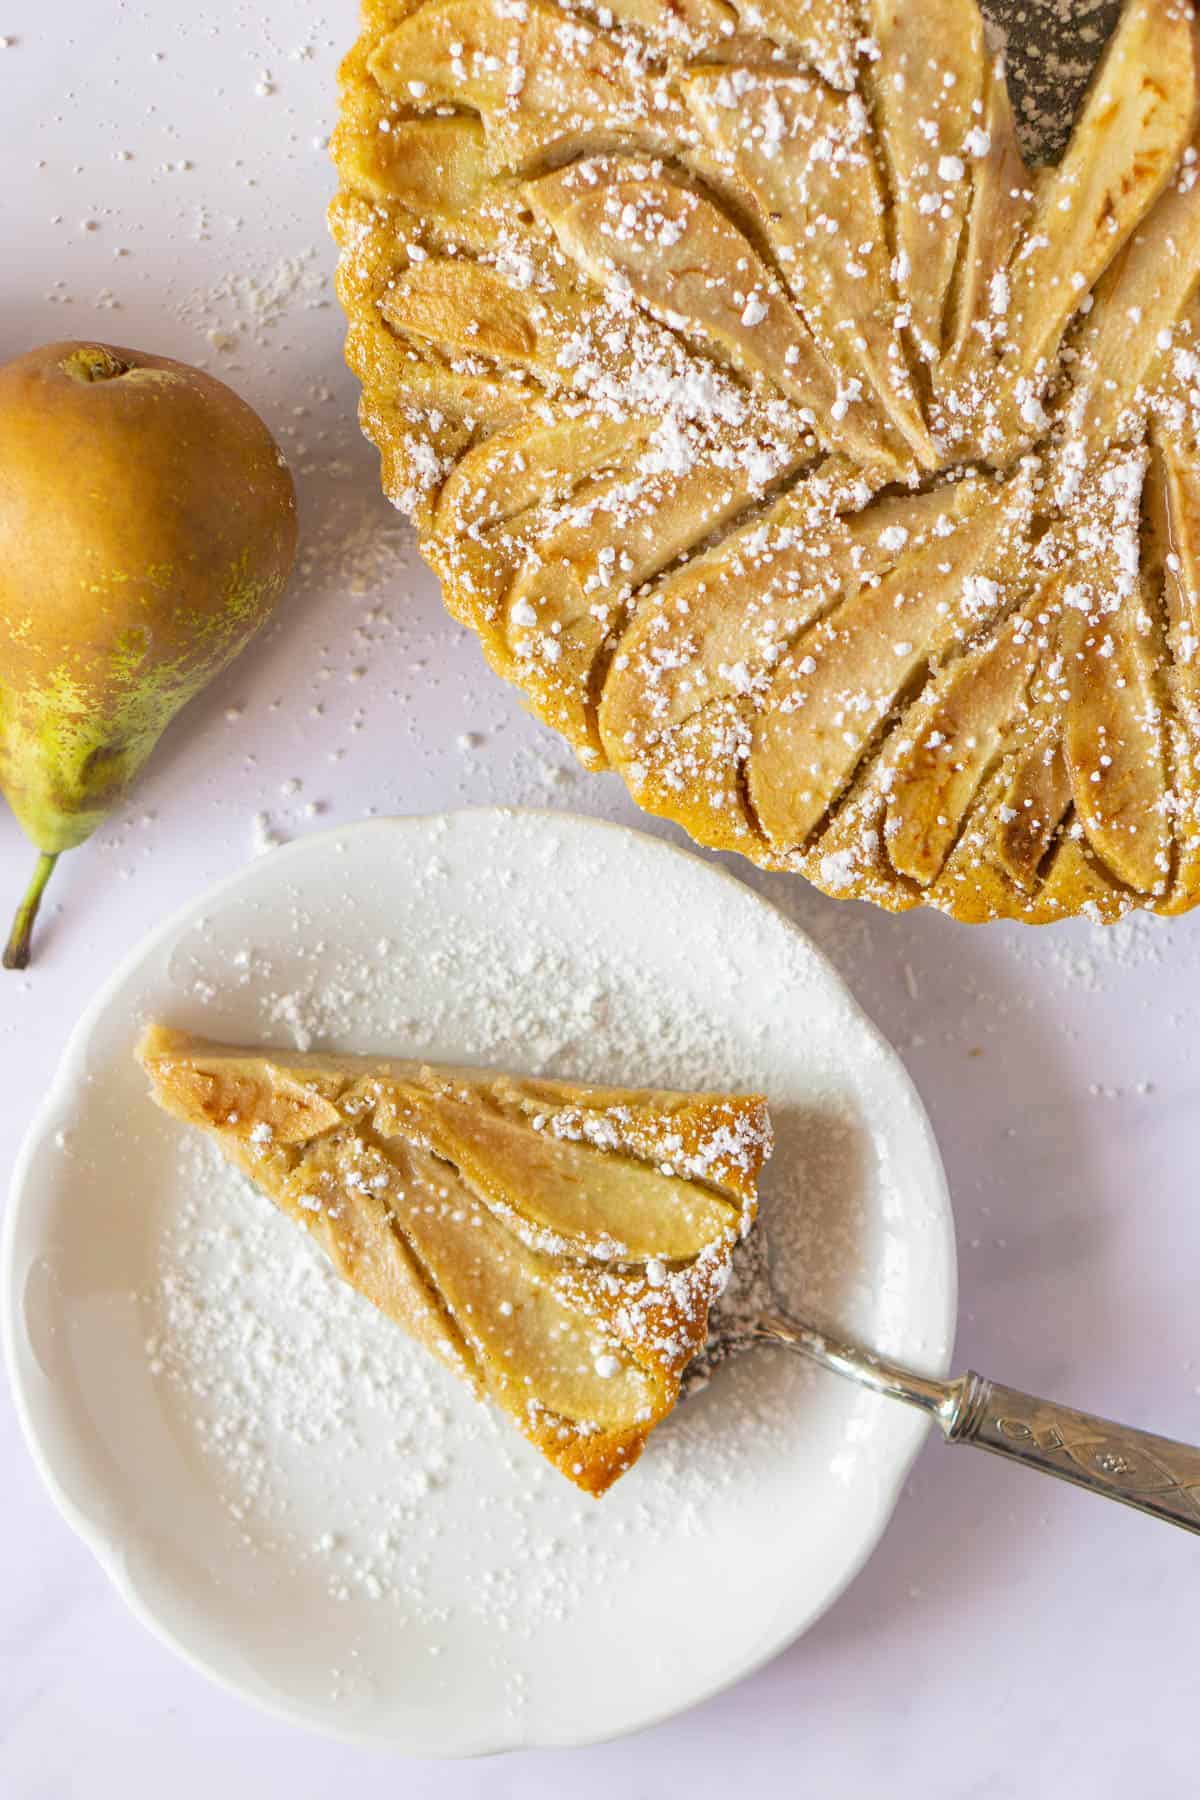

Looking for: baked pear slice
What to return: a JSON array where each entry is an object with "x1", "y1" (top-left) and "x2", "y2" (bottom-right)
[
  {"x1": 1059, "y1": 451, "x2": 1171, "y2": 898},
  {"x1": 1148, "y1": 424, "x2": 1200, "y2": 909},
  {"x1": 1000, "y1": 0, "x2": 1200, "y2": 410},
  {"x1": 527, "y1": 157, "x2": 903, "y2": 479},
  {"x1": 738, "y1": 0, "x2": 862, "y2": 89},
  {"x1": 368, "y1": 0, "x2": 689, "y2": 175},
  {"x1": 747, "y1": 466, "x2": 1034, "y2": 851},
  {"x1": 932, "y1": 51, "x2": 1034, "y2": 457},
  {"x1": 864, "y1": 0, "x2": 986, "y2": 366},
  {"x1": 684, "y1": 64, "x2": 937, "y2": 474},
  {"x1": 883, "y1": 601, "x2": 1046, "y2": 888},
  {"x1": 1052, "y1": 154, "x2": 1200, "y2": 487},
  {"x1": 137, "y1": 1026, "x2": 772, "y2": 1497}
]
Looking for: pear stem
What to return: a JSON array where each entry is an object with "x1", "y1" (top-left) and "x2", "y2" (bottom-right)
[{"x1": 3, "y1": 852, "x2": 59, "y2": 970}]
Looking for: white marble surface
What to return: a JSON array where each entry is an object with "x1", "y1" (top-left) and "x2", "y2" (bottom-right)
[{"x1": 2, "y1": 5, "x2": 1199, "y2": 1795}]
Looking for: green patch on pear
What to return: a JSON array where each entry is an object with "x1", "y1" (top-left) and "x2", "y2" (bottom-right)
[{"x1": 0, "y1": 340, "x2": 298, "y2": 967}]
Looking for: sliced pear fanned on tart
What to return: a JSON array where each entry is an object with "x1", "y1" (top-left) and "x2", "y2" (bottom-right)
[
  {"x1": 138, "y1": 1025, "x2": 772, "y2": 1496},
  {"x1": 333, "y1": 0, "x2": 1200, "y2": 924}
]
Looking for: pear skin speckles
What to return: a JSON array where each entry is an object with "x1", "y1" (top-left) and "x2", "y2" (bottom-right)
[{"x1": 0, "y1": 341, "x2": 295, "y2": 961}]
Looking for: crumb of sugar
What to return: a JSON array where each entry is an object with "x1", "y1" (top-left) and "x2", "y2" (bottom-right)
[{"x1": 251, "y1": 811, "x2": 284, "y2": 855}]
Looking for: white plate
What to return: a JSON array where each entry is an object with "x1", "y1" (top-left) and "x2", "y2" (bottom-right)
[{"x1": 3, "y1": 811, "x2": 955, "y2": 1753}]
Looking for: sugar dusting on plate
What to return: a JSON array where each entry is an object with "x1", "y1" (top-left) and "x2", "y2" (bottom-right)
[
  {"x1": 142, "y1": 849, "x2": 885, "y2": 1688},
  {"x1": 14, "y1": 809, "x2": 951, "y2": 1744}
]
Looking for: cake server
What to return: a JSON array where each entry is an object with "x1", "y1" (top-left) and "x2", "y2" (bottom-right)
[
  {"x1": 690, "y1": 1229, "x2": 1200, "y2": 1535},
  {"x1": 753, "y1": 1311, "x2": 1200, "y2": 1536}
]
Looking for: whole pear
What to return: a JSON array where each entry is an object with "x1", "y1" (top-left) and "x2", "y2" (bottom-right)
[{"x1": 0, "y1": 341, "x2": 298, "y2": 967}]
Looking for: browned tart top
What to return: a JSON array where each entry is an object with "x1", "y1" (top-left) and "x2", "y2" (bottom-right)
[{"x1": 332, "y1": 0, "x2": 1200, "y2": 924}]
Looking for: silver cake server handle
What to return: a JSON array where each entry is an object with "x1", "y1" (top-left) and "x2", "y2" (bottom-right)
[{"x1": 756, "y1": 1312, "x2": 1200, "y2": 1536}]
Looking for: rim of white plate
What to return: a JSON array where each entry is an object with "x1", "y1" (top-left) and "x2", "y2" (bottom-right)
[{"x1": 2, "y1": 809, "x2": 957, "y2": 1754}]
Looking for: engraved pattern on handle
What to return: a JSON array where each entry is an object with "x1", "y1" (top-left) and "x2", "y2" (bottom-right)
[
  {"x1": 754, "y1": 1313, "x2": 1200, "y2": 1538},
  {"x1": 950, "y1": 1375, "x2": 1200, "y2": 1534}
]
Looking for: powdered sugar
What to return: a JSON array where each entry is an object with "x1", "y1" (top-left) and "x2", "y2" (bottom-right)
[{"x1": 119, "y1": 812, "x2": 950, "y2": 1725}]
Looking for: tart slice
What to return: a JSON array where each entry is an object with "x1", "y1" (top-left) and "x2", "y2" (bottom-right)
[{"x1": 137, "y1": 1025, "x2": 772, "y2": 1496}]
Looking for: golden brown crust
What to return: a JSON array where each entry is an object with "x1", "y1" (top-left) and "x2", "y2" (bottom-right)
[
  {"x1": 332, "y1": 0, "x2": 1200, "y2": 924},
  {"x1": 138, "y1": 1025, "x2": 771, "y2": 1497}
]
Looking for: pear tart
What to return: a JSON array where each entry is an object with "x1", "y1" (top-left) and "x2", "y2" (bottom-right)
[
  {"x1": 138, "y1": 1025, "x2": 772, "y2": 1495},
  {"x1": 331, "y1": 0, "x2": 1200, "y2": 924}
]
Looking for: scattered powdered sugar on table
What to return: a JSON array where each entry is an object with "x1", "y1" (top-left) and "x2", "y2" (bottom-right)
[
  {"x1": 1006, "y1": 907, "x2": 1183, "y2": 996},
  {"x1": 174, "y1": 247, "x2": 329, "y2": 358}
]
